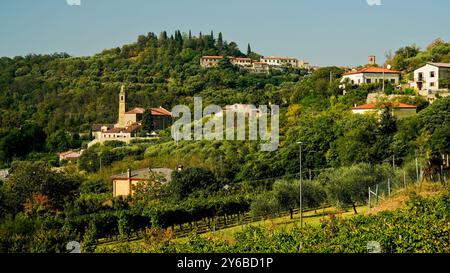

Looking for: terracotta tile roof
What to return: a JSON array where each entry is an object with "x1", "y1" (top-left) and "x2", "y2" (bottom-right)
[
  {"x1": 105, "y1": 123, "x2": 140, "y2": 134},
  {"x1": 125, "y1": 107, "x2": 171, "y2": 116},
  {"x1": 201, "y1": 56, "x2": 224, "y2": 59},
  {"x1": 352, "y1": 102, "x2": 417, "y2": 110},
  {"x1": 150, "y1": 107, "x2": 172, "y2": 116},
  {"x1": 343, "y1": 67, "x2": 401, "y2": 76},
  {"x1": 59, "y1": 151, "x2": 75, "y2": 156},
  {"x1": 126, "y1": 107, "x2": 145, "y2": 114},
  {"x1": 233, "y1": 57, "x2": 252, "y2": 61},
  {"x1": 59, "y1": 151, "x2": 81, "y2": 159}
]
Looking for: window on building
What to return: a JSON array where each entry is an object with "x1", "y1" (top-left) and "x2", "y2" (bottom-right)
[
  {"x1": 391, "y1": 79, "x2": 396, "y2": 84},
  {"x1": 366, "y1": 79, "x2": 372, "y2": 84},
  {"x1": 430, "y1": 71, "x2": 435, "y2": 78},
  {"x1": 430, "y1": 82, "x2": 435, "y2": 87}
]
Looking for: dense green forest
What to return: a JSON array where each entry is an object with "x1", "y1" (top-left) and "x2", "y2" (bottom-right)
[{"x1": 0, "y1": 31, "x2": 449, "y2": 253}]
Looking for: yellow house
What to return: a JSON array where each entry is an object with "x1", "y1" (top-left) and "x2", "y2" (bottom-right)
[
  {"x1": 111, "y1": 168, "x2": 173, "y2": 198},
  {"x1": 351, "y1": 102, "x2": 417, "y2": 119}
]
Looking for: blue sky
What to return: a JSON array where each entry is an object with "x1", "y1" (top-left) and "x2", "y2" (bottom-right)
[{"x1": 0, "y1": 0, "x2": 449, "y2": 66}]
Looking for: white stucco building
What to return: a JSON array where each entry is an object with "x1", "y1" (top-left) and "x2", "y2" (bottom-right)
[
  {"x1": 200, "y1": 56, "x2": 224, "y2": 68},
  {"x1": 342, "y1": 67, "x2": 401, "y2": 86},
  {"x1": 230, "y1": 57, "x2": 253, "y2": 67},
  {"x1": 260, "y1": 56, "x2": 309, "y2": 69},
  {"x1": 410, "y1": 63, "x2": 450, "y2": 95},
  {"x1": 215, "y1": 104, "x2": 262, "y2": 118}
]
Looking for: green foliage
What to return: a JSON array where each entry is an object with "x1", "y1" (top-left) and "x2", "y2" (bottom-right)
[
  {"x1": 388, "y1": 39, "x2": 450, "y2": 72},
  {"x1": 168, "y1": 167, "x2": 219, "y2": 200},
  {"x1": 319, "y1": 163, "x2": 392, "y2": 213},
  {"x1": 251, "y1": 179, "x2": 327, "y2": 219},
  {"x1": 0, "y1": 122, "x2": 46, "y2": 165},
  {"x1": 141, "y1": 109, "x2": 154, "y2": 134},
  {"x1": 440, "y1": 74, "x2": 450, "y2": 89},
  {"x1": 46, "y1": 129, "x2": 73, "y2": 152},
  {"x1": 0, "y1": 213, "x2": 75, "y2": 253},
  {"x1": 417, "y1": 96, "x2": 450, "y2": 135},
  {"x1": 250, "y1": 192, "x2": 279, "y2": 219},
  {"x1": 78, "y1": 148, "x2": 100, "y2": 173},
  {"x1": 127, "y1": 189, "x2": 450, "y2": 253},
  {"x1": 3, "y1": 161, "x2": 81, "y2": 213},
  {"x1": 272, "y1": 180, "x2": 298, "y2": 216},
  {"x1": 1, "y1": 34, "x2": 449, "y2": 253}
]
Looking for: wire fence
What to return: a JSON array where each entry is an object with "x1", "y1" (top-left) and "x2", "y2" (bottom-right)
[{"x1": 368, "y1": 164, "x2": 449, "y2": 209}]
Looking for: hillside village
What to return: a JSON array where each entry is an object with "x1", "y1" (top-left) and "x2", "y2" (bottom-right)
[
  {"x1": 53, "y1": 49, "x2": 450, "y2": 192},
  {"x1": 0, "y1": 30, "x2": 449, "y2": 254},
  {"x1": 48, "y1": 50, "x2": 450, "y2": 201}
]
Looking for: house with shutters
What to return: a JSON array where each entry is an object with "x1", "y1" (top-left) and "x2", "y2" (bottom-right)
[{"x1": 410, "y1": 63, "x2": 450, "y2": 95}]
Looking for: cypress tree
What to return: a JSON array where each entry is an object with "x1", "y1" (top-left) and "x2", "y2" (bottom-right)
[
  {"x1": 142, "y1": 109, "x2": 154, "y2": 134},
  {"x1": 217, "y1": 32, "x2": 224, "y2": 49}
]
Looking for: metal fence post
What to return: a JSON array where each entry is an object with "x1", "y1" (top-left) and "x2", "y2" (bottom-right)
[
  {"x1": 376, "y1": 184, "x2": 379, "y2": 203},
  {"x1": 388, "y1": 179, "x2": 391, "y2": 197}
]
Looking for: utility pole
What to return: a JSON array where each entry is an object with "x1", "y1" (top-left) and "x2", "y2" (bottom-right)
[
  {"x1": 383, "y1": 64, "x2": 392, "y2": 93},
  {"x1": 388, "y1": 179, "x2": 391, "y2": 197},
  {"x1": 175, "y1": 131, "x2": 180, "y2": 169}
]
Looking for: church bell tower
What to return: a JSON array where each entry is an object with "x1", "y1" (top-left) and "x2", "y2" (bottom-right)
[{"x1": 117, "y1": 85, "x2": 126, "y2": 128}]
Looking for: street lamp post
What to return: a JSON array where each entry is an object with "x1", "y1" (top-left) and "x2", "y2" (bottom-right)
[
  {"x1": 297, "y1": 142, "x2": 303, "y2": 229},
  {"x1": 382, "y1": 64, "x2": 392, "y2": 93}
]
